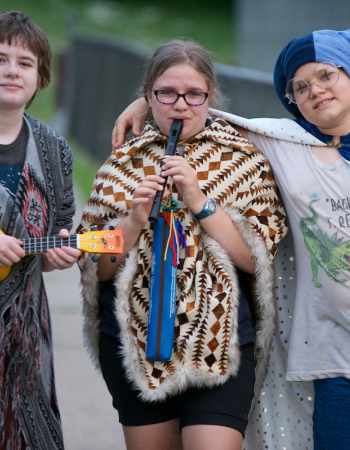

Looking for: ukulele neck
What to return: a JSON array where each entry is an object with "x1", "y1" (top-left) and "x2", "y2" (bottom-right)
[{"x1": 23, "y1": 235, "x2": 79, "y2": 255}]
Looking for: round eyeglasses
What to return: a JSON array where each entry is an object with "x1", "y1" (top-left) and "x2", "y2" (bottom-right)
[
  {"x1": 153, "y1": 89, "x2": 209, "y2": 106},
  {"x1": 285, "y1": 65, "x2": 341, "y2": 104}
]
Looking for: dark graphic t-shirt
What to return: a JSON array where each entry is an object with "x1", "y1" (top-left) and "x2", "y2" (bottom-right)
[{"x1": 0, "y1": 122, "x2": 28, "y2": 195}]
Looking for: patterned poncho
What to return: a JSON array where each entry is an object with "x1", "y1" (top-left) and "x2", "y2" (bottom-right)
[{"x1": 79, "y1": 118, "x2": 287, "y2": 400}]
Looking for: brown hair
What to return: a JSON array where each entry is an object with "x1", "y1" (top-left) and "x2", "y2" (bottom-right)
[
  {"x1": 0, "y1": 10, "x2": 51, "y2": 89},
  {"x1": 142, "y1": 39, "x2": 222, "y2": 107}
]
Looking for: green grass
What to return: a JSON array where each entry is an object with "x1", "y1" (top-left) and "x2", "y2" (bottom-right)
[{"x1": 5, "y1": 0, "x2": 234, "y2": 197}]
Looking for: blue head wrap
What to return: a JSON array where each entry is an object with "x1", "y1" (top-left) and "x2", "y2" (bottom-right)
[{"x1": 273, "y1": 29, "x2": 350, "y2": 161}]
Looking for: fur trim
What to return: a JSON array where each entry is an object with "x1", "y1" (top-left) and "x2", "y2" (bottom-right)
[
  {"x1": 110, "y1": 207, "x2": 275, "y2": 401},
  {"x1": 113, "y1": 243, "x2": 240, "y2": 401},
  {"x1": 224, "y1": 207, "x2": 276, "y2": 389},
  {"x1": 79, "y1": 118, "x2": 285, "y2": 400}
]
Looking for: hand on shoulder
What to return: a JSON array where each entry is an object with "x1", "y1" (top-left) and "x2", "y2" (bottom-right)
[{"x1": 112, "y1": 97, "x2": 149, "y2": 148}]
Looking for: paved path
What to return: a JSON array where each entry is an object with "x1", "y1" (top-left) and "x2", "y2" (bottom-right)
[
  {"x1": 43, "y1": 118, "x2": 126, "y2": 449},
  {"x1": 45, "y1": 248, "x2": 126, "y2": 449}
]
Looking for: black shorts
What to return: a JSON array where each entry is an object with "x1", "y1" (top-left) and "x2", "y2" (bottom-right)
[{"x1": 98, "y1": 333, "x2": 256, "y2": 436}]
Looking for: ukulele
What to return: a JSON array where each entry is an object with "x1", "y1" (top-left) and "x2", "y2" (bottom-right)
[{"x1": 0, "y1": 228, "x2": 123, "y2": 281}]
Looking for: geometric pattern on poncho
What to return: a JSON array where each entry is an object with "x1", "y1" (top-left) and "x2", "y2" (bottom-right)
[{"x1": 80, "y1": 118, "x2": 287, "y2": 397}]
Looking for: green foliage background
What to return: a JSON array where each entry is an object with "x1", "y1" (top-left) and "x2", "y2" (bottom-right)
[{"x1": 4, "y1": 0, "x2": 235, "y2": 120}]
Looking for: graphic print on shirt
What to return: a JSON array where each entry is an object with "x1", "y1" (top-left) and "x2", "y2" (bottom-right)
[
  {"x1": 300, "y1": 194, "x2": 350, "y2": 288},
  {"x1": 20, "y1": 163, "x2": 48, "y2": 237}
]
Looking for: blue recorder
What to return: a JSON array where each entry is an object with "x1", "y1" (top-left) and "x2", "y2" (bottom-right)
[{"x1": 146, "y1": 119, "x2": 183, "y2": 362}]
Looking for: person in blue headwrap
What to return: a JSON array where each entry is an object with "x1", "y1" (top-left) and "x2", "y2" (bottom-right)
[
  {"x1": 112, "y1": 29, "x2": 350, "y2": 450},
  {"x1": 274, "y1": 29, "x2": 350, "y2": 161}
]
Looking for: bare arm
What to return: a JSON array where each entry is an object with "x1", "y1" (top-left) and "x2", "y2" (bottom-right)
[
  {"x1": 111, "y1": 101, "x2": 250, "y2": 147},
  {"x1": 112, "y1": 97, "x2": 149, "y2": 148},
  {"x1": 194, "y1": 201, "x2": 255, "y2": 273}
]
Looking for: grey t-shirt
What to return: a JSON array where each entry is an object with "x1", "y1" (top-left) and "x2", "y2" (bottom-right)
[{"x1": 249, "y1": 131, "x2": 350, "y2": 381}]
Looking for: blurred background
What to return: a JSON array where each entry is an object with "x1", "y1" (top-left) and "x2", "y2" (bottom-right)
[
  {"x1": 4, "y1": 1, "x2": 349, "y2": 448},
  {"x1": 5, "y1": 0, "x2": 350, "y2": 196}
]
